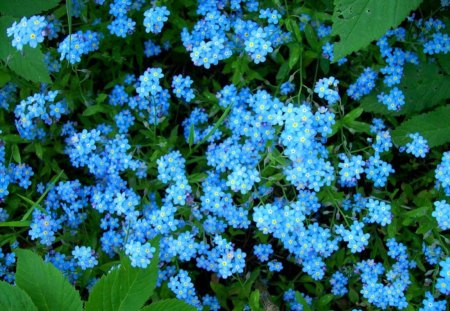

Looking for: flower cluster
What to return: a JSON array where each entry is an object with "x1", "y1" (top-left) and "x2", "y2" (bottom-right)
[
  {"x1": 58, "y1": 30, "x2": 102, "y2": 64},
  {"x1": 432, "y1": 200, "x2": 449, "y2": 230},
  {"x1": 14, "y1": 90, "x2": 68, "y2": 140},
  {"x1": 400, "y1": 133, "x2": 429, "y2": 158},
  {"x1": 172, "y1": 75, "x2": 195, "y2": 103},
  {"x1": 7, "y1": 16, "x2": 47, "y2": 51},
  {"x1": 435, "y1": 151, "x2": 450, "y2": 195},
  {"x1": 314, "y1": 77, "x2": 340, "y2": 105},
  {"x1": 143, "y1": 6, "x2": 170, "y2": 34}
]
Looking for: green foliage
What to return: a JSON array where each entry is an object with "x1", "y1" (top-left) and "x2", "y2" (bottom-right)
[
  {"x1": 391, "y1": 105, "x2": 450, "y2": 148},
  {"x1": 331, "y1": 0, "x2": 422, "y2": 60},
  {"x1": 0, "y1": 281, "x2": 37, "y2": 311},
  {"x1": 85, "y1": 242, "x2": 159, "y2": 311},
  {"x1": 15, "y1": 249, "x2": 83, "y2": 311},
  {"x1": 0, "y1": 246, "x2": 193, "y2": 311},
  {"x1": 361, "y1": 63, "x2": 450, "y2": 116},
  {"x1": 140, "y1": 299, "x2": 196, "y2": 311},
  {"x1": 0, "y1": 0, "x2": 61, "y2": 17}
]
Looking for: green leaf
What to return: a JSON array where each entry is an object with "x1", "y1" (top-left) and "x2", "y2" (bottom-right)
[
  {"x1": 391, "y1": 105, "x2": 450, "y2": 148},
  {"x1": 288, "y1": 43, "x2": 301, "y2": 70},
  {"x1": 316, "y1": 294, "x2": 334, "y2": 308},
  {"x1": 140, "y1": 299, "x2": 196, "y2": 311},
  {"x1": 12, "y1": 144, "x2": 21, "y2": 163},
  {"x1": 0, "y1": 220, "x2": 31, "y2": 227},
  {"x1": 249, "y1": 290, "x2": 262, "y2": 311},
  {"x1": 82, "y1": 104, "x2": 110, "y2": 116},
  {"x1": 188, "y1": 123, "x2": 195, "y2": 148},
  {"x1": 0, "y1": 17, "x2": 51, "y2": 83},
  {"x1": 0, "y1": 0, "x2": 61, "y2": 17},
  {"x1": 35, "y1": 143, "x2": 43, "y2": 160},
  {"x1": 0, "y1": 69, "x2": 11, "y2": 87},
  {"x1": 0, "y1": 281, "x2": 38, "y2": 311},
  {"x1": 15, "y1": 249, "x2": 83, "y2": 311},
  {"x1": 8, "y1": 47, "x2": 52, "y2": 83},
  {"x1": 85, "y1": 241, "x2": 160, "y2": 311},
  {"x1": 331, "y1": 0, "x2": 422, "y2": 60},
  {"x1": 295, "y1": 292, "x2": 312, "y2": 311},
  {"x1": 304, "y1": 24, "x2": 320, "y2": 52},
  {"x1": 361, "y1": 63, "x2": 450, "y2": 116},
  {"x1": 342, "y1": 107, "x2": 363, "y2": 123},
  {"x1": 286, "y1": 18, "x2": 302, "y2": 43}
]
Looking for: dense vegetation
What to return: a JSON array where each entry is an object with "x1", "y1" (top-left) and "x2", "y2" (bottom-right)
[{"x1": 0, "y1": 0, "x2": 449, "y2": 310}]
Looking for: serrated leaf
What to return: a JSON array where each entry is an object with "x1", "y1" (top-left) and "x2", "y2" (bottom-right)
[
  {"x1": 0, "y1": 281, "x2": 38, "y2": 311},
  {"x1": 15, "y1": 249, "x2": 83, "y2": 311},
  {"x1": 362, "y1": 63, "x2": 450, "y2": 116},
  {"x1": 0, "y1": 0, "x2": 61, "y2": 17},
  {"x1": 391, "y1": 105, "x2": 450, "y2": 148},
  {"x1": 8, "y1": 47, "x2": 51, "y2": 83},
  {"x1": 140, "y1": 299, "x2": 196, "y2": 311},
  {"x1": 331, "y1": 0, "x2": 422, "y2": 60},
  {"x1": 85, "y1": 241, "x2": 160, "y2": 311}
]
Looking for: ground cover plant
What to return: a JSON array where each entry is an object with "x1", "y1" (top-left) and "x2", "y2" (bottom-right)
[{"x1": 0, "y1": 0, "x2": 449, "y2": 310}]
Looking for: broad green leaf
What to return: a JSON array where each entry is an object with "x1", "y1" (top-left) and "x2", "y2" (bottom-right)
[
  {"x1": 15, "y1": 249, "x2": 83, "y2": 311},
  {"x1": 0, "y1": 281, "x2": 38, "y2": 311},
  {"x1": 8, "y1": 46, "x2": 52, "y2": 83},
  {"x1": 85, "y1": 242, "x2": 160, "y2": 311},
  {"x1": 391, "y1": 105, "x2": 450, "y2": 148},
  {"x1": 0, "y1": 17, "x2": 51, "y2": 83},
  {"x1": 0, "y1": 0, "x2": 61, "y2": 17},
  {"x1": 140, "y1": 299, "x2": 196, "y2": 311},
  {"x1": 331, "y1": 0, "x2": 422, "y2": 60},
  {"x1": 361, "y1": 63, "x2": 450, "y2": 116},
  {"x1": 0, "y1": 16, "x2": 16, "y2": 60}
]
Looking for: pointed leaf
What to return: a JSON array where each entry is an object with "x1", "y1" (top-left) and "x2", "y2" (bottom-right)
[
  {"x1": 85, "y1": 241, "x2": 160, "y2": 311},
  {"x1": 15, "y1": 249, "x2": 83, "y2": 311},
  {"x1": 331, "y1": 0, "x2": 422, "y2": 60},
  {"x1": 391, "y1": 105, "x2": 450, "y2": 148},
  {"x1": 0, "y1": 281, "x2": 38, "y2": 311}
]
